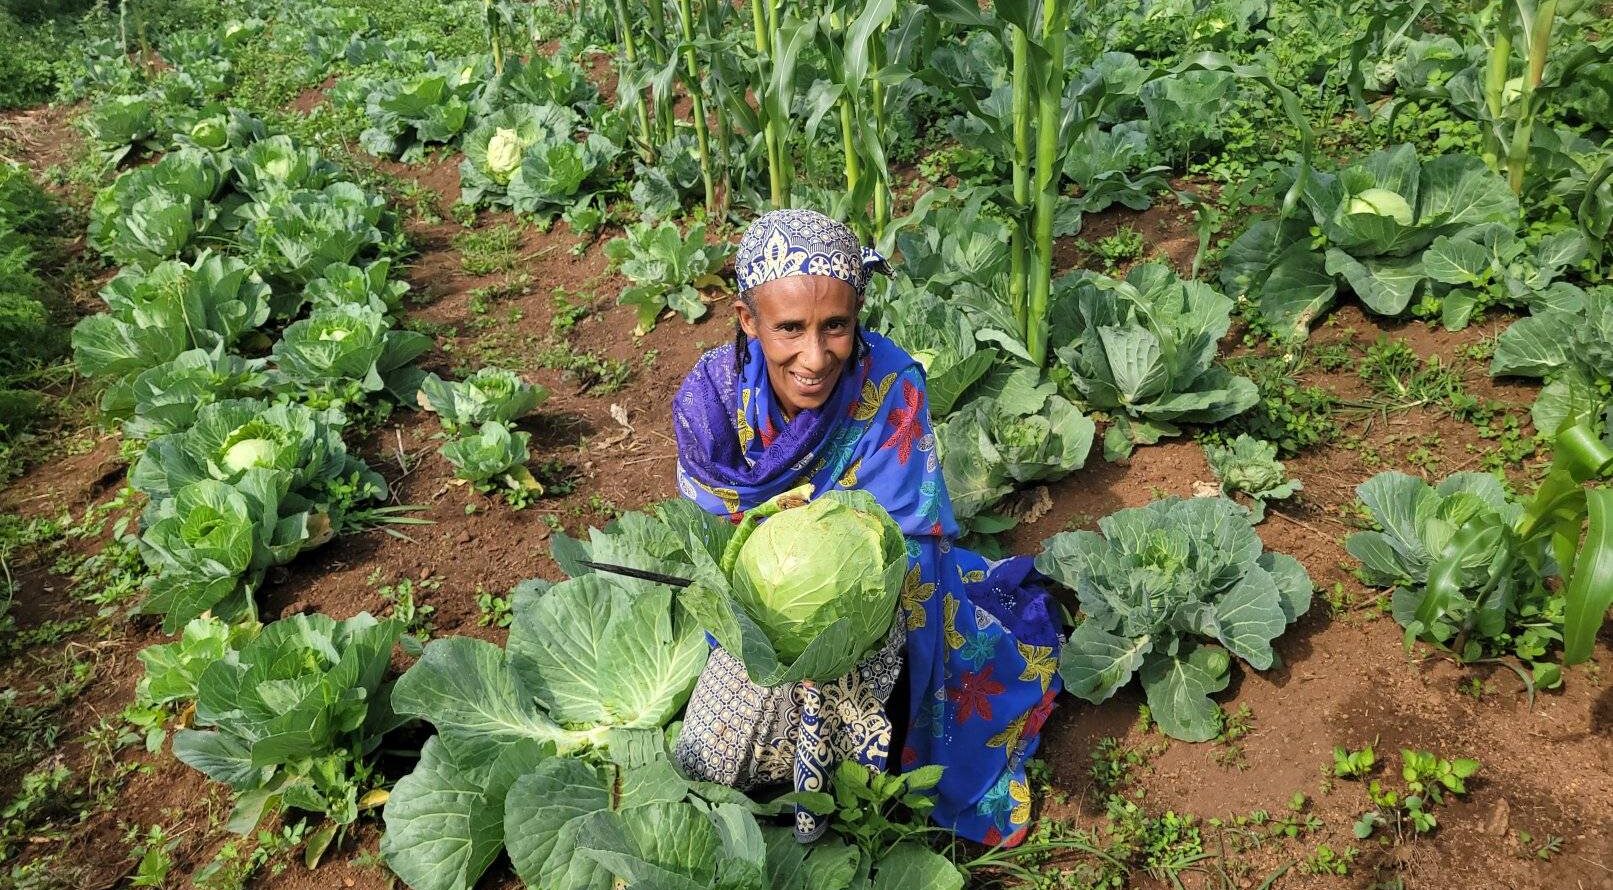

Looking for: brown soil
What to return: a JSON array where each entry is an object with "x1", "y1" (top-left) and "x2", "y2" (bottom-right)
[{"x1": 2, "y1": 53, "x2": 1610, "y2": 890}]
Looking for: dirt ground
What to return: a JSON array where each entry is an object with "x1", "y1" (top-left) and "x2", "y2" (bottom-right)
[{"x1": 1, "y1": 68, "x2": 1609, "y2": 890}]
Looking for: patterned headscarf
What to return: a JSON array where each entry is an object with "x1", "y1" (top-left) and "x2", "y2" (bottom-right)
[{"x1": 735, "y1": 209, "x2": 886, "y2": 297}]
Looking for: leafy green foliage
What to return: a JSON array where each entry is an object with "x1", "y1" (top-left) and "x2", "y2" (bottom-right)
[
  {"x1": 1346, "y1": 471, "x2": 1560, "y2": 667},
  {"x1": 173, "y1": 612, "x2": 403, "y2": 833},
  {"x1": 380, "y1": 574, "x2": 708, "y2": 890},
  {"x1": 128, "y1": 617, "x2": 258, "y2": 751},
  {"x1": 418, "y1": 367, "x2": 547, "y2": 434},
  {"x1": 1204, "y1": 434, "x2": 1301, "y2": 521},
  {"x1": 440, "y1": 421, "x2": 540, "y2": 494},
  {"x1": 358, "y1": 69, "x2": 476, "y2": 163},
  {"x1": 603, "y1": 221, "x2": 732, "y2": 335},
  {"x1": 1054, "y1": 263, "x2": 1258, "y2": 460},
  {"x1": 1222, "y1": 144, "x2": 1520, "y2": 340},
  {"x1": 1491, "y1": 286, "x2": 1613, "y2": 437},
  {"x1": 124, "y1": 345, "x2": 271, "y2": 442},
  {"x1": 1039, "y1": 497, "x2": 1311, "y2": 741},
  {"x1": 71, "y1": 252, "x2": 270, "y2": 414},
  {"x1": 938, "y1": 366, "x2": 1095, "y2": 524},
  {"x1": 269, "y1": 304, "x2": 431, "y2": 408},
  {"x1": 458, "y1": 102, "x2": 619, "y2": 215}
]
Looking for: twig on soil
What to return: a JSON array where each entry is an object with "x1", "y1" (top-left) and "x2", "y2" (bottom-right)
[
  {"x1": 1266, "y1": 509, "x2": 1328, "y2": 538},
  {"x1": 622, "y1": 454, "x2": 671, "y2": 467},
  {"x1": 394, "y1": 429, "x2": 410, "y2": 476}
]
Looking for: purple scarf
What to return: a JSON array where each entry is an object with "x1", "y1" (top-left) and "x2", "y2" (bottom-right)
[{"x1": 673, "y1": 335, "x2": 874, "y2": 508}]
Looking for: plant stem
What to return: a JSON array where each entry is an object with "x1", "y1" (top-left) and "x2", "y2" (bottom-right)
[
  {"x1": 1028, "y1": 0, "x2": 1069, "y2": 368},
  {"x1": 1482, "y1": 3, "x2": 1512, "y2": 173},
  {"x1": 646, "y1": 0, "x2": 676, "y2": 144},
  {"x1": 1508, "y1": 0, "x2": 1557, "y2": 194},
  {"x1": 870, "y1": 30, "x2": 889, "y2": 237},
  {"x1": 612, "y1": 0, "x2": 656, "y2": 159},
  {"x1": 752, "y1": 0, "x2": 785, "y2": 208},
  {"x1": 676, "y1": 0, "x2": 717, "y2": 213},
  {"x1": 485, "y1": 0, "x2": 504, "y2": 76},
  {"x1": 1009, "y1": 23, "x2": 1031, "y2": 333}
]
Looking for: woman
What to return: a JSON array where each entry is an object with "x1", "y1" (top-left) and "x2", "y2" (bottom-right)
[{"x1": 672, "y1": 210, "x2": 1061, "y2": 846}]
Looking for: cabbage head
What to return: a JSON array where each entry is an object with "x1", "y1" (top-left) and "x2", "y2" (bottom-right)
[
  {"x1": 1344, "y1": 187, "x2": 1414, "y2": 226},
  {"x1": 731, "y1": 491, "x2": 906, "y2": 662},
  {"x1": 486, "y1": 127, "x2": 526, "y2": 181}
]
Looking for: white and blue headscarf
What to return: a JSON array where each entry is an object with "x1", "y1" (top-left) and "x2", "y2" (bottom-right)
[{"x1": 734, "y1": 209, "x2": 886, "y2": 297}]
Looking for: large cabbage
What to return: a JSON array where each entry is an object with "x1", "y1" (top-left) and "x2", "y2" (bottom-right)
[{"x1": 730, "y1": 490, "x2": 906, "y2": 663}]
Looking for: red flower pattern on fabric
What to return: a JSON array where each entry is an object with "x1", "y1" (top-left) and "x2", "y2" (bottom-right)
[
  {"x1": 949, "y1": 664, "x2": 1005, "y2": 724},
  {"x1": 1023, "y1": 688, "x2": 1058, "y2": 739},
  {"x1": 759, "y1": 412, "x2": 778, "y2": 448},
  {"x1": 880, "y1": 379, "x2": 924, "y2": 465}
]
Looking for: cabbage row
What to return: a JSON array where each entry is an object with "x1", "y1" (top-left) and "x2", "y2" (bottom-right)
[{"x1": 69, "y1": 112, "x2": 429, "y2": 631}]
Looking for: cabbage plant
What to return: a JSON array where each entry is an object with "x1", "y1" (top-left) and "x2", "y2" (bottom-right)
[
  {"x1": 729, "y1": 491, "x2": 906, "y2": 663},
  {"x1": 138, "y1": 471, "x2": 324, "y2": 631},
  {"x1": 123, "y1": 346, "x2": 271, "y2": 441},
  {"x1": 173, "y1": 612, "x2": 404, "y2": 833},
  {"x1": 1054, "y1": 262, "x2": 1257, "y2": 460},
  {"x1": 937, "y1": 365, "x2": 1095, "y2": 523},
  {"x1": 1221, "y1": 143, "x2": 1519, "y2": 340},
  {"x1": 1204, "y1": 434, "x2": 1301, "y2": 522},
  {"x1": 302, "y1": 259, "x2": 410, "y2": 317},
  {"x1": 439, "y1": 421, "x2": 541, "y2": 496},
  {"x1": 1038, "y1": 497, "x2": 1312, "y2": 741},
  {"x1": 679, "y1": 488, "x2": 908, "y2": 684},
  {"x1": 130, "y1": 397, "x2": 383, "y2": 522},
  {"x1": 71, "y1": 252, "x2": 271, "y2": 413},
  {"x1": 1346, "y1": 471, "x2": 1563, "y2": 671},
  {"x1": 230, "y1": 134, "x2": 340, "y2": 199},
  {"x1": 604, "y1": 220, "x2": 732, "y2": 334},
  {"x1": 269, "y1": 303, "x2": 430, "y2": 407},
  {"x1": 381, "y1": 574, "x2": 708, "y2": 890},
  {"x1": 88, "y1": 149, "x2": 225, "y2": 268},
  {"x1": 82, "y1": 93, "x2": 159, "y2": 165},
  {"x1": 1489, "y1": 285, "x2": 1613, "y2": 436},
  {"x1": 240, "y1": 183, "x2": 393, "y2": 294},
  {"x1": 459, "y1": 102, "x2": 620, "y2": 216},
  {"x1": 358, "y1": 71, "x2": 474, "y2": 163},
  {"x1": 417, "y1": 367, "x2": 547, "y2": 433},
  {"x1": 879, "y1": 288, "x2": 996, "y2": 419}
]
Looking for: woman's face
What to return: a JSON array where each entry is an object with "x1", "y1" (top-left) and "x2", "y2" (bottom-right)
[{"x1": 736, "y1": 275, "x2": 859, "y2": 419}]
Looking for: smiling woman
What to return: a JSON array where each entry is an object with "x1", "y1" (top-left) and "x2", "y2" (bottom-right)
[{"x1": 672, "y1": 209, "x2": 1064, "y2": 847}]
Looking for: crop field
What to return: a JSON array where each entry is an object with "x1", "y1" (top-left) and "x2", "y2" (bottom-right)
[{"x1": 0, "y1": 0, "x2": 1610, "y2": 888}]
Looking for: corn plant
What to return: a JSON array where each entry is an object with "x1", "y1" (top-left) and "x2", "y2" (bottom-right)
[{"x1": 809, "y1": 0, "x2": 899, "y2": 238}]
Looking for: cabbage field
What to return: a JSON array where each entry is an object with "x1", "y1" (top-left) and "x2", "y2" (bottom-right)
[{"x1": 0, "y1": 0, "x2": 1610, "y2": 887}]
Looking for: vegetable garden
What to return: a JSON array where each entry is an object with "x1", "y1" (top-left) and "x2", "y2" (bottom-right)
[{"x1": 0, "y1": 0, "x2": 1610, "y2": 887}]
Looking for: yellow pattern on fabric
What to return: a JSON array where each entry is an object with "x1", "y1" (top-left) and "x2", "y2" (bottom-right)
[
  {"x1": 838, "y1": 458, "x2": 861, "y2": 488},
  {"x1": 1017, "y1": 643, "x2": 1057, "y2": 692},
  {"x1": 852, "y1": 372, "x2": 896, "y2": 422},
  {"x1": 1010, "y1": 779, "x2": 1032, "y2": 824},
  {"x1": 987, "y1": 714, "x2": 1027, "y2": 754},
  {"x1": 943, "y1": 594, "x2": 964, "y2": 650},
  {"x1": 695, "y1": 478, "x2": 742, "y2": 514},
  {"x1": 736, "y1": 389, "x2": 755, "y2": 453},
  {"x1": 900, "y1": 563, "x2": 934, "y2": 631}
]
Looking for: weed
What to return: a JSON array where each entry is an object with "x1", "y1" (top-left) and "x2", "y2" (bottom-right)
[
  {"x1": 124, "y1": 823, "x2": 180, "y2": 887},
  {"x1": 537, "y1": 343, "x2": 632, "y2": 394},
  {"x1": 1218, "y1": 355, "x2": 1340, "y2": 454},
  {"x1": 550, "y1": 288, "x2": 593, "y2": 336},
  {"x1": 372, "y1": 572, "x2": 440, "y2": 647},
  {"x1": 1515, "y1": 830, "x2": 1563, "y2": 861},
  {"x1": 474, "y1": 587, "x2": 514, "y2": 628},
  {"x1": 1078, "y1": 225, "x2": 1146, "y2": 271},
  {"x1": 1303, "y1": 843, "x2": 1357, "y2": 875}
]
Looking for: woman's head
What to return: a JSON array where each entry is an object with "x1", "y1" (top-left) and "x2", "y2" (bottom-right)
[{"x1": 732, "y1": 210, "x2": 876, "y2": 419}]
